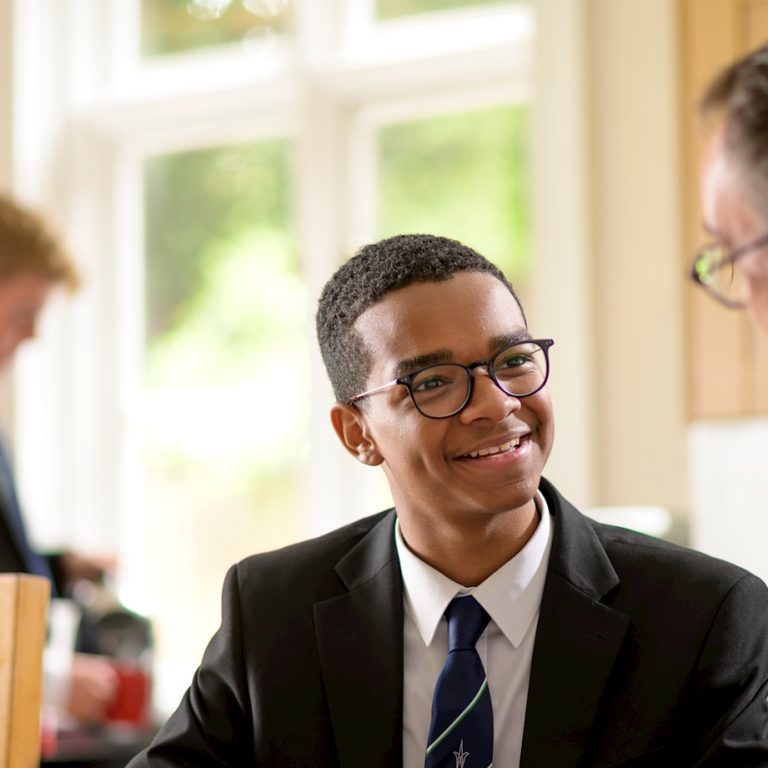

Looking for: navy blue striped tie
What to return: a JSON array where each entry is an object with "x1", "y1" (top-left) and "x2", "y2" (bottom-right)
[{"x1": 425, "y1": 595, "x2": 493, "y2": 768}]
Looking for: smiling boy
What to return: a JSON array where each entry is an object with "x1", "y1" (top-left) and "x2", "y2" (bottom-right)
[
  {"x1": 334, "y1": 271, "x2": 553, "y2": 588},
  {"x1": 132, "y1": 234, "x2": 768, "y2": 767}
]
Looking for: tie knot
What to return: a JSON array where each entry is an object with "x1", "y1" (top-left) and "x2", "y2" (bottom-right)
[{"x1": 445, "y1": 595, "x2": 490, "y2": 652}]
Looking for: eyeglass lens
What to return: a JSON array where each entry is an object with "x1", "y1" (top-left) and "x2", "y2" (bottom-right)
[
  {"x1": 695, "y1": 244, "x2": 748, "y2": 306},
  {"x1": 409, "y1": 341, "x2": 548, "y2": 418}
]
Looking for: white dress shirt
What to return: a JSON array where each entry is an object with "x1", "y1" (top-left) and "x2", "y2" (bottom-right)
[{"x1": 396, "y1": 493, "x2": 554, "y2": 768}]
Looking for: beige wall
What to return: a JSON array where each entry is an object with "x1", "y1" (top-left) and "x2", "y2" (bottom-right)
[
  {"x1": 588, "y1": 0, "x2": 688, "y2": 512},
  {"x1": 533, "y1": 0, "x2": 688, "y2": 517},
  {"x1": 529, "y1": 0, "x2": 595, "y2": 506}
]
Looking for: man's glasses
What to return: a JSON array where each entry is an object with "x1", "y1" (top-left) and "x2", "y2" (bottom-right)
[
  {"x1": 348, "y1": 339, "x2": 554, "y2": 419},
  {"x1": 690, "y1": 233, "x2": 768, "y2": 308}
]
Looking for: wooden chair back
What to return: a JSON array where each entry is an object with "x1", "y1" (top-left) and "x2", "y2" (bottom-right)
[{"x1": 0, "y1": 574, "x2": 50, "y2": 768}]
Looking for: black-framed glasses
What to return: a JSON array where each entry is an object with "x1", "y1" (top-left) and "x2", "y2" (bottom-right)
[
  {"x1": 348, "y1": 338, "x2": 555, "y2": 419},
  {"x1": 690, "y1": 233, "x2": 768, "y2": 308}
]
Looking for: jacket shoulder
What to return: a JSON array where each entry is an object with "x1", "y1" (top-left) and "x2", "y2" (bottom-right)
[
  {"x1": 231, "y1": 508, "x2": 395, "y2": 601},
  {"x1": 591, "y1": 517, "x2": 761, "y2": 592},
  {"x1": 540, "y1": 475, "x2": 766, "y2": 600}
]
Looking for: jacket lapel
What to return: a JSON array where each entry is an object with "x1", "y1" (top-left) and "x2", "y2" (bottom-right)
[
  {"x1": 520, "y1": 479, "x2": 630, "y2": 768},
  {"x1": 314, "y1": 511, "x2": 404, "y2": 768}
]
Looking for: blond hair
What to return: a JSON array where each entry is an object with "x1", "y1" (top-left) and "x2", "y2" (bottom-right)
[{"x1": 0, "y1": 194, "x2": 80, "y2": 291}]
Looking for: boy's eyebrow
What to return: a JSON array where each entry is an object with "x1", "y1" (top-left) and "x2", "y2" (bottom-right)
[
  {"x1": 489, "y1": 330, "x2": 532, "y2": 349},
  {"x1": 391, "y1": 331, "x2": 532, "y2": 379},
  {"x1": 392, "y1": 349, "x2": 453, "y2": 379}
]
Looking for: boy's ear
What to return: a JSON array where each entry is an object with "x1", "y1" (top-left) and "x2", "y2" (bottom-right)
[{"x1": 330, "y1": 403, "x2": 383, "y2": 466}]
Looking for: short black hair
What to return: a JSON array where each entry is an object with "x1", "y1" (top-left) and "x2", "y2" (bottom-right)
[
  {"x1": 701, "y1": 42, "x2": 768, "y2": 213},
  {"x1": 315, "y1": 233, "x2": 524, "y2": 403}
]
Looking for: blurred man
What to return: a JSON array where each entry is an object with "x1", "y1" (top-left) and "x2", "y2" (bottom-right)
[
  {"x1": 0, "y1": 194, "x2": 118, "y2": 724},
  {"x1": 131, "y1": 234, "x2": 768, "y2": 766},
  {"x1": 691, "y1": 42, "x2": 768, "y2": 328}
]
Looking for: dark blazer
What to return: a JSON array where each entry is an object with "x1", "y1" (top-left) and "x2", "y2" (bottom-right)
[
  {"x1": 0, "y1": 504, "x2": 30, "y2": 573},
  {"x1": 0, "y1": 435, "x2": 64, "y2": 591},
  {"x1": 0, "y1": 432, "x2": 36, "y2": 574},
  {"x1": 129, "y1": 478, "x2": 768, "y2": 767}
]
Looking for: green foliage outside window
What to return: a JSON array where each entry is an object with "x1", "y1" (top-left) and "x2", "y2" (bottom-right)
[
  {"x1": 143, "y1": 139, "x2": 306, "y2": 469},
  {"x1": 378, "y1": 103, "x2": 531, "y2": 280},
  {"x1": 144, "y1": 140, "x2": 296, "y2": 366}
]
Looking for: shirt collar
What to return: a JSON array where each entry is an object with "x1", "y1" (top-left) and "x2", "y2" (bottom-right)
[{"x1": 395, "y1": 491, "x2": 553, "y2": 649}]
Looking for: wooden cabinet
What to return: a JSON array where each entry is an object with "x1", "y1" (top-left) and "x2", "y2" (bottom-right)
[
  {"x1": 680, "y1": 0, "x2": 768, "y2": 417},
  {"x1": 0, "y1": 574, "x2": 49, "y2": 768}
]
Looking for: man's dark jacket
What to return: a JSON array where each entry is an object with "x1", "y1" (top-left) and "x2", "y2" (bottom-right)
[
  {"x1": 0, "y1": 450, "x2": 65, "y2": 593},
  {"x1": 129, "y1": 478, "x2": 768, "y2": 767}
]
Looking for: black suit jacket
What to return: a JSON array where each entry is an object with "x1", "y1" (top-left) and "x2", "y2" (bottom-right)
[
  {"x1": 0, "y1": 504, "x2": 30, "y2": 573},
  {"x1": 129, "y1": 478, "x2": 768, "y2": 767},
  {"x1": 0, "y1": 435, "x2": 67, "y2": 592},
  {"x1": 0, "y1": 491, "x2": 66, "y2": 594}
]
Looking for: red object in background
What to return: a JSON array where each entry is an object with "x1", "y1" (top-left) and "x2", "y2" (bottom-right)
[
  {"x1": 39, "y1": 707, "x2": 59, "y2": 758},
  {"x1": 106, "y1": 661, "x2": 151, "y2": 726}
]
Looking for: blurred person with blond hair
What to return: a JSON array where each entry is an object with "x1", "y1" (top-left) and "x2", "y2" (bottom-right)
[{"x1": 0, "y1": 193, "x2": 118, "y2": 724}]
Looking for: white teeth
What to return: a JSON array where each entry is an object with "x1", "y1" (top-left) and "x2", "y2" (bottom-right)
[{"x1": 467, "y1": 437, "x2": 521, "y2": 458}]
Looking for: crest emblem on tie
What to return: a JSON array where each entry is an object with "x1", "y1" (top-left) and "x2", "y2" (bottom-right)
[{"x1": 454, "y1": 740, "x2": 470, "y2": 767}]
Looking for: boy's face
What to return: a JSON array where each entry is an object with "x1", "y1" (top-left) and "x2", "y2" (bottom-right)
[{"x1": 333, "y1": 272, "x2": 554, "y2": 530}]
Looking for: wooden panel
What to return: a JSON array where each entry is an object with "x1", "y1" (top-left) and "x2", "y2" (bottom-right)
[
  {"x1": 680, "y1": 0, "x2": 768, "y2": 418},
  {"x1": 747, "y1": 0, "x2": 768, "y2": 46},
  {"x1": 0, "y1": 574, "x2": 49, "y2": 768}
]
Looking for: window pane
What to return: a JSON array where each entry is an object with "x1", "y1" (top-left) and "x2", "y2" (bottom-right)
[
  {"x1": 376, "y1": 0, "x2": 514, "y2": 20},
  {"x1": 143, "y1": 140, "x2": 306, "y2": 711},
  {"x1": 141, "y1": 0, "x2": 293, "y2": 58},
  {"x1": 377, "y1": 104, "x2": 530, "y2": 280}
]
